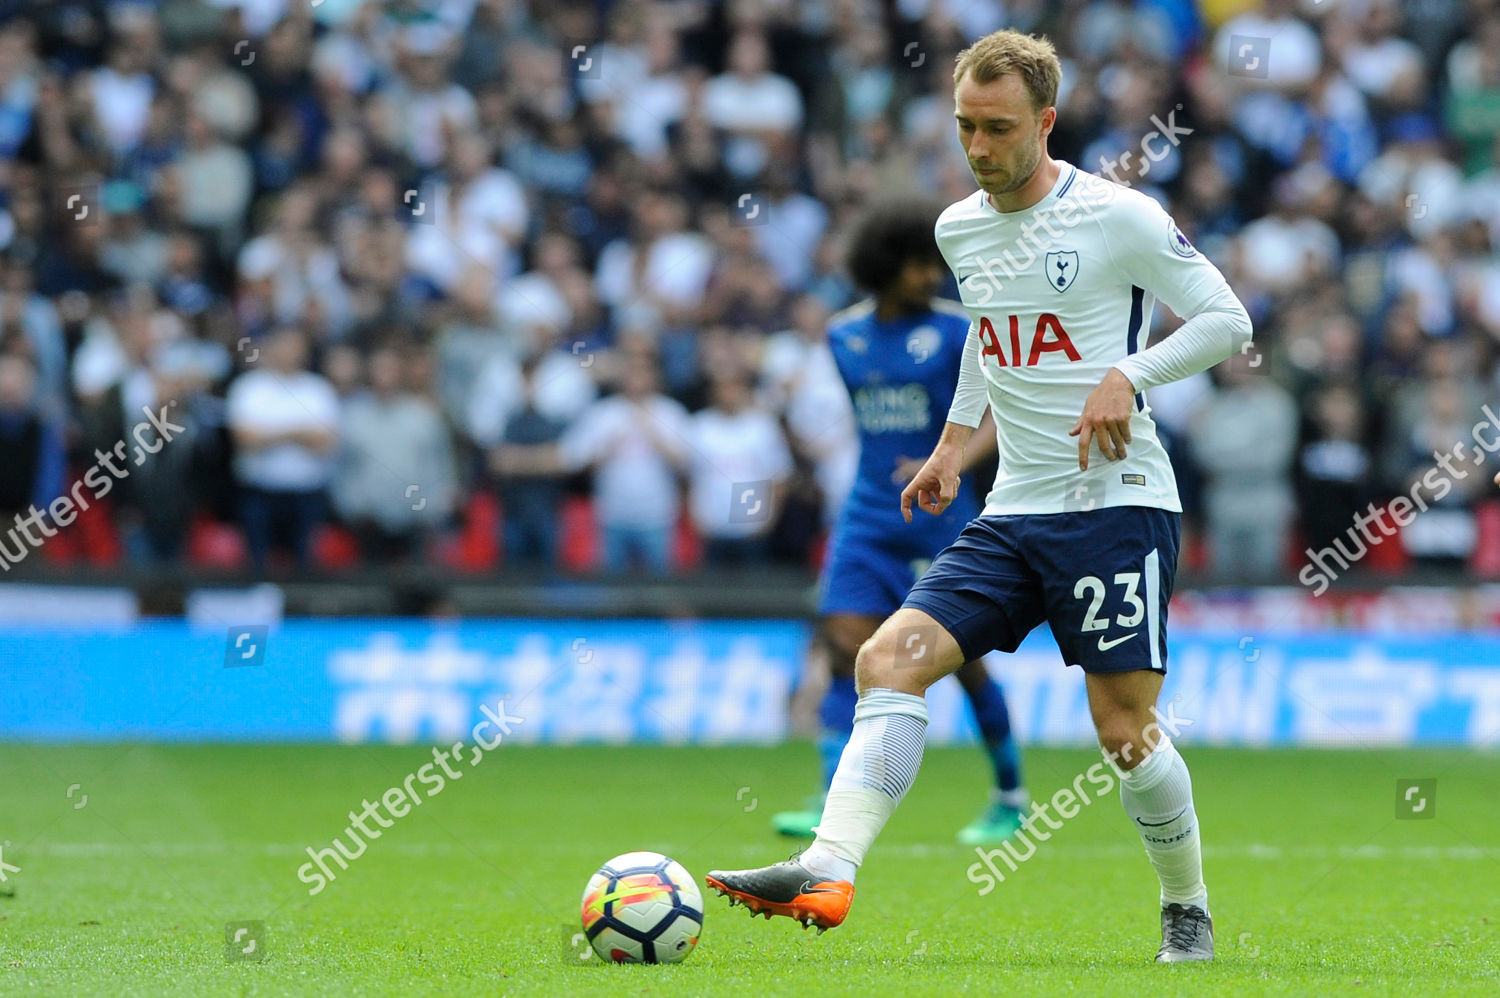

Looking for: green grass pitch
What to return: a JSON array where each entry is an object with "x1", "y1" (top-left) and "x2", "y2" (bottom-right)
[{"x1": 0, "y1": 742, "x2": 1496, "y2": 996}]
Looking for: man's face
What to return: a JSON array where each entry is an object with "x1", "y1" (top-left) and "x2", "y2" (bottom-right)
[
  {"x1": 891, "y1": 256, "x2": 945, "y2": 307},
  {"x1": 622, "y1": 359, "x2": 657, "y2": 398},
  {"x1": 711, "y1": 376, "x2": 751, "y2": 413},
  {"x1": 954, "y1": 72, "x2": 1053, "y2": 197},
  {"x1": 267, "y1": 331, "x2": 308, "y2": 374},
  {"x1": 0, "y1": 356, "x2": 35, "y2": 412}
]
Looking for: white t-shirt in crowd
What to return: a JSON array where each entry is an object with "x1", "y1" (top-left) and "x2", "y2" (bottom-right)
[
  {"x1": 466, "y1": 349, "x2": 598, "y2": 448},
  {"x1": 226, "y1": 368, "x2": 341, "y2": 491},
  {"x1": 405, "y1": 168, "x2": 528, "y2": 291},
  {"x1": 701, "y1": 71, "x2": 803, "y2": 132},
  {"x1": 559, "y1": 394, "x2": 692, "y2": 529},
  {"x1": 688, "y1": 407, "x2": 794, "y2": 539},
  {"x1": 594, "y1": 232, "x2": 716, "y2": 313}
]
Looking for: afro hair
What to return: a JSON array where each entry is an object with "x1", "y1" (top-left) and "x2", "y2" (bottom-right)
[{"x1": 843, "y1": 198, "x2": 947, "y2": 295}]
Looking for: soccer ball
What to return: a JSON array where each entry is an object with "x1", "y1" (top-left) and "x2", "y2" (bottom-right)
[{"x1": 579, "y1": 851, "x2": 703, "y2": 963}]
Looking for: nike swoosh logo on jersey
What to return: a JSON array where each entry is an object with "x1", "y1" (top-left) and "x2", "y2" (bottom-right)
[{"x1": 1097, "y1": 633, "x2": 1136, "y2": 652}]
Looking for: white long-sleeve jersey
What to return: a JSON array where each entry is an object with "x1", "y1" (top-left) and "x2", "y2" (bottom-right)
[{"x1": 939, "y1": 162, "x2": 1252, "y2": 515}]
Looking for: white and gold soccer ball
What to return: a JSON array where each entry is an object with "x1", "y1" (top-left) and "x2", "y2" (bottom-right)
[{"x1": 579, "y1": 851, "x2": 703, "y2": 963}]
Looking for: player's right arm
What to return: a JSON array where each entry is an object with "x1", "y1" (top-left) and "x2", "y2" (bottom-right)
[
  {"x1": 900, "y1": 320, "x2": 989, "y2": 522},
  {"x1": 899, "y1": 420, "x2": 973, "y2": 523}
]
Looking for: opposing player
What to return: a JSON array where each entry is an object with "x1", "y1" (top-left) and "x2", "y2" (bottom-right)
[
  {"x1": 708, "y1": 29, "x2": 1251, "y2": 963},
  {"x1": 770, "y1": 199, "x2": 1030, "y2": 845}
]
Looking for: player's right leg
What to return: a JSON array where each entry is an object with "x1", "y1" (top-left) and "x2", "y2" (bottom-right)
[
  {"x1": 707, "y1": 607, "x2": 967, "y2": 930},
  {"x1": 708, "y1": 516, "x2": 1041, "y2": 930}
]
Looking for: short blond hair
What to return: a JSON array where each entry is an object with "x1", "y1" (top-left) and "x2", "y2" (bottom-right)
[{"x1": 952, "y1": 30, "x2": 1061, "y2": 112}]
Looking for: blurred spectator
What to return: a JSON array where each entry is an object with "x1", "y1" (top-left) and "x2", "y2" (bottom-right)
[
  {"x1": 405, "y1": 132, "x2": 528, "y2": 293},
  {"x1": 333, "y1": 343, "x2": 456, "y2": 562},
  {"x1": 0, "y1": 254, "x2": 66, "y2": 404},
  {"x1": 1237, "y1": 172, "x2": 1341, "y2": 296},
  {"x1": 701, "y1": 30, "x2": 803, "y2": 180},
  {"x1": 175, "y1": 112, "x2": 254, "y2": 252},
  {"x1": 1297, "y1": 380, "x2": 1376, "y2": 555},
  {"x1": 1390, "y1": 375, "x2": 1485, "y2": 566},
  {"x1": 760, "y1": 293, "x2": 857, "y2": 523},
  {"x1": 0, "y1": 352, "x2": 63, "y2": 538},
  {"x1": 1443, "y1": 13, "x2": 1500, "y2": 173},
  {"x1": 556, "y1": 350, "x2": 690, "y2": 574},
  {"x1": 226, "y1": 326, "x2": 339, "y2": 573},
  {"x1": 78, "y1": 297, "x2": 226, "y2": 565},
  {"x1": 595, "y1": 189, "x2": 714, "y2": 334},
  {"x1": 87, "y1": 18, "x2": 156, "y2": 158},
  {"x1": 237, "y1": 184, "x2": 351, "y2": 336},
  {"x1": 1188, "y1": 366, "x2": 1299, "y2": 580},
  {"x1": 688, "y1": 371, "x2": 793, "y2": 565},
  {"x1": 489, "y1": 355, "x2": 571, "y2": 568},
  {"x1": 1333, "y1": 0, "x2": 1427, "y2": 112},
  {"x1": 377, "y1": 23, "x2": 478, "y2": 171},
  {"x1": 465, "y1": 318, "x2": 597, "y2": 450}
]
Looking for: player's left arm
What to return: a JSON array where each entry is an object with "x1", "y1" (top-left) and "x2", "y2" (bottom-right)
[{"x1": 1070, "y1": 196, "x2": 1252, "y2": 470}]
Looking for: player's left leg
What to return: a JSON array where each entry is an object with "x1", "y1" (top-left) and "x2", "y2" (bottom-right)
[
  {"x1": 955, "y1": 659, "x2": 1029, "y2": 844},
  {"x1": 1086, "y1": 668, "x2": 1212, "y2": 963},
  {"x1": 1030, "y1": 505, "x2": 1208, "y2": 961}
]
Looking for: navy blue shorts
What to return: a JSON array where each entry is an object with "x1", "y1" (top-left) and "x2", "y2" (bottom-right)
[
  {"x1": 902, "y1": 506, "x2": 1180, "y2": 674},
  {"x1": 818, "y1": 534, "x2": 938, "y2": 618}
]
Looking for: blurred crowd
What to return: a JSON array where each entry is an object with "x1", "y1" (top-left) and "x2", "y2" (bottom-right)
[{"x1": 1, "y1": 0, "x2": 1499, "y2": 579}]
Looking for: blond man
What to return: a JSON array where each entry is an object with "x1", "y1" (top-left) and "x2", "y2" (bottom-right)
[{"x1": 708, "y1": 29, "x2": 1252, "y2": 963}]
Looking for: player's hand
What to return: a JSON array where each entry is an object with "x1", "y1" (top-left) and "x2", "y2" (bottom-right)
[
  {"x1": 891, "y1": 455, "x2": 927, "y2": 485},
  {"x1": 1069, "y1": 368, "x2": 1136, "y2": 471},
  {"x1": 899, "y1": 451, "x2": 961, "y2": 523}
]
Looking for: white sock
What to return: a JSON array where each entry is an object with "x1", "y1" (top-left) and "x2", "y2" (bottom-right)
[
  {"x1": 998, "y1": 787, "x2": 1030, "y2": 810},
  {"x1": 1117, "y1": 737, "x2": 1208, "y2": 912},
  {"x1": 802, "y1": 689, "x2": 928, "y2": 884}
]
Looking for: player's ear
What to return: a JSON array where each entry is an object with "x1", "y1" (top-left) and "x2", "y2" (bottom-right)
[{"x1": 1038, "y1": 105, "x2": 1057, "y2": 140}]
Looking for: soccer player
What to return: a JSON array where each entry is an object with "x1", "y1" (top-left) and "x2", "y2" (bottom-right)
[
  {"x1": 707, "y1": 29, "x2": 1251, "y2": 964},
  {"x1": 770, "y1": 199, "x2": 1030, "y2": 845}
]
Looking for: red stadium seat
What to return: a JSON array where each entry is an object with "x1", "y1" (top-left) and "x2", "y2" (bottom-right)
[
  {"x1": 808, "y1": 531, "x2": 828, "y2": 572},
  {"x1": 75, "y1": 493, "x2": 124, "y2": 566},
  {"x1": 313, "y1": 524, "x2": 361, "y2": 570},
  {"x1": 439, "y1": 492, "x2": 500, "y2": 573},
  {"x1": 1363, "y1": 503, "x2": 1410, "y2": 574},
  {"x1": 187, "y1": 515, "x2": 247, "y2": 569},
  {"x1": 1470, "y1": 500, "x2": 1500, "y2": 577},
  {"x1": 674, "y1": 512, "x2": 701, "y2": 571},
  {"x1": 559, "y1": 496, "x2": 598, "y2": 572}
]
